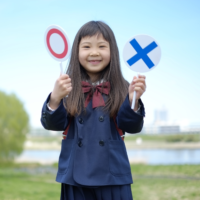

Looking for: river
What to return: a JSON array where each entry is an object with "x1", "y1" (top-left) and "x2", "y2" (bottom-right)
[{"x1": 16, "y1": 149, "x2": 200, "y2": 165}]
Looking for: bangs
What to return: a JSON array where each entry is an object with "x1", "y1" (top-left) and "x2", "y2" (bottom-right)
[{"x1": 78, "y1": 21, "x2": 111, "y2": 42}]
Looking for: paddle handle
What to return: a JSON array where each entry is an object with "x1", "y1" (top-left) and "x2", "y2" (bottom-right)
[
  {"x1": 60, "y1": 62, "x2": 69, "y2": 98},
  {"x1": 60, "y1": 62, "x2": 63, "y2": 74},
  {"x1": 131, "y1": 74, "x2": 138, "y2": 109},
  {"x1": 131, "y1": 91, "x2": 136, "y2": 109}
]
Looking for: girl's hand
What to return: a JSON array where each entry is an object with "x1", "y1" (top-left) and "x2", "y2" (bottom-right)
[
  {"x1": 49, "y1": 74, "x2": 72, "y2": 110},
  {"x1": 129, "y1": 75, "x2": 146, "y2": 111}
]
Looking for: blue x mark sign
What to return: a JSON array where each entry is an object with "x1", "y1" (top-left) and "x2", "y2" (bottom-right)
[{"x1": 127, "y1": 39, "x2": 158, "y2": 69}]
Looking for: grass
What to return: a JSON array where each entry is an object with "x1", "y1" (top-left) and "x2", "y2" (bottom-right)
[
  {"x1": 0, "y1": 163, "x2": 200, "y2": 200},
  {"x1": 0, "y1": 163, "x2": 59, "y2": 200},
  {"x1": 131, "y1": 164, "x2": 200, "y2": 200},
  {"x1": 132, "y1": 178, "x2": 200, "y2": 200},
  {"x1": 0, "y1": 163, "x2": 60, "y2": 200},
  {"x1": 131, "y1": 164, "x2": 200, "y2": 177}
]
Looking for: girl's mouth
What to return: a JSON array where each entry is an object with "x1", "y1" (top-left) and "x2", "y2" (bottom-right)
[{"x1": 89, "y1": 60, "x2": 101, "y2": 64}]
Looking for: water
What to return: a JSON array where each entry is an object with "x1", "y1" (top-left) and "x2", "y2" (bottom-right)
[
  {"x1": 16, "y1": 149, "x2": 200, "y2": 165},
  {"x1": 128, "y1": 149, "x2": 200, "y2": 165}
]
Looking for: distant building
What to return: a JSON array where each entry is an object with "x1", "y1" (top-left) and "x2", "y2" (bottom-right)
[
  {"x1": 159, "y1": 125, "x2": 180, "y2": 133},
  {"x1": 141, "y1": 125, "x2": 180, "y2": 134}
]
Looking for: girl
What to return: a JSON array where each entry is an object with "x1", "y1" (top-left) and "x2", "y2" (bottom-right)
[{"x1": 41, "y1": 21, "x2": 146, "y2": 200}]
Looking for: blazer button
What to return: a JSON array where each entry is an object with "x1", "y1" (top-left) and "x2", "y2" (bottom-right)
[
  {"x1": 42, "y1": 114, "x2": 46, "y2": 119},
  {"x1": 99, "y1": 116, "x2": 104, "y2": 122},
  {"x1": 78, "y1": 118, "x2": 83, "y2": 124},
  {"x1": 78, "y1": 141, "x2": 83, "y2": 147},
  {"x1": 99, "y1": 140, "x2": 105, "y2": 146}
]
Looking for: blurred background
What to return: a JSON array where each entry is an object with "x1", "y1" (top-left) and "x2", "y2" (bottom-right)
[{"x1": 0, "y1": 0, "x2": 200, "y2": 199}]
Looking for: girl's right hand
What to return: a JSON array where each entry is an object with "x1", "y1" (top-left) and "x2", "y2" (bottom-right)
[{"x1": 49, "y1": 74, "x2": 72, "y2": 110}]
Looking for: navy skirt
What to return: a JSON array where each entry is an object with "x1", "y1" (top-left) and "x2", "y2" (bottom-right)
[{"x1": 60, "y1": 184, "x2": 133, "y2": 200}]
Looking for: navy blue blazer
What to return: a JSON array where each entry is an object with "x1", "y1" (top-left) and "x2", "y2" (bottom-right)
[{"x1": 41, "y1": 93, "x2": 145, "y2": 186}]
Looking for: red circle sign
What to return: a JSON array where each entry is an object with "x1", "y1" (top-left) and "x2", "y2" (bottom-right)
[
  {"x1": 46, "y1": 29, "x2": 68, "y2": 59},
  {"x1": 44, "y1": 25, "x2": 71, "y2": 62}
]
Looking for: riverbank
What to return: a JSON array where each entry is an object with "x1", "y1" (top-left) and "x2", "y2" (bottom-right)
[
  {"x1": 125, "y1": 141, "x2": 200, "y2": 149},
  {"x1": 23, "y1": 140, "x2": 200, "y2": 150}
]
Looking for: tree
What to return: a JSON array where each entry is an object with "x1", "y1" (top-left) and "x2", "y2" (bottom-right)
[{"x1": 0, "y1": 91, "x2": 29, "y2": 161}]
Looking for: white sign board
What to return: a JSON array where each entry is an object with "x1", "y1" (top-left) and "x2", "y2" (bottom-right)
[
  {"x1": 123, "y1": 35, "x2": 161, "y2": 73},
  {"x1": 44, "y1": 25, "x2": 70, "y2": 62}
]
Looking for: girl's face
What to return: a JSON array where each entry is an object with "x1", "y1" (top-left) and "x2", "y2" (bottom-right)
[{"x1": 79, "y1": 34, "x2": 110, "y2": 81}]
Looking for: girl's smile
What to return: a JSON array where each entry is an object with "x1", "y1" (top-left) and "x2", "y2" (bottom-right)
[
  {"x1": 88, "y1": 59, "x2": 102, "y2": 65},
  {"x1": 79, "y1": 34, "x2": 110, "y2": 80}
]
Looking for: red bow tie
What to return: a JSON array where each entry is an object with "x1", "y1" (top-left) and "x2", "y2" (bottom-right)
[{"x1": 81, "y1": 81, "x2": 110, "y2": 108}]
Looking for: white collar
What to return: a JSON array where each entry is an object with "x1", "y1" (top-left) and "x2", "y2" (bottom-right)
[{"x1": 92, "y1": 79, "x2": 104, "y2": 85}]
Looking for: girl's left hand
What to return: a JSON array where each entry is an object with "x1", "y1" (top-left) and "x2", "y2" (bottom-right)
[{"x1": 129, "y1": 75, "x2": 146, "y2": 110}]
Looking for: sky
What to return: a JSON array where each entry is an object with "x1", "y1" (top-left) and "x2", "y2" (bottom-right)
[{"x1": 0, "y1": 0, "x2": 200, "y2": 128}]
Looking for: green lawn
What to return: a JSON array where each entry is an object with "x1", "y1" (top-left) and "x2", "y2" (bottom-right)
[
  {"x1": 132, "y1": 178, "x2": 200, "y2": 200},
  {"x1": 0, "y1": 164, "x2": 60, "y2": 200},
  {"x1": 0, "y1": 163, "x2": 200, "y2": 200},
  {"x1": 131, "y1": 164, "x2": 200, "y2": 200}
]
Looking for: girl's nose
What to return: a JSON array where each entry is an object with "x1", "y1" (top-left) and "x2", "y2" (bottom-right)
[{"x1": 90, "y1": 51, "x2": 100, "y2": 56}]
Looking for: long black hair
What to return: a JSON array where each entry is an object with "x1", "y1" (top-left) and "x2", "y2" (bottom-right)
[{"x1": 65, "y1": 21, "x2": 129, "y2": 117}]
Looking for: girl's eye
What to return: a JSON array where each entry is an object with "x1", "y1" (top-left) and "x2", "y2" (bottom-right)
[
  {"x1": 99, "y1": 46, "x2": 105, "y2": 48},
  {"x1": 83, "y1": 46, "x2": 90, "y2": 48}
]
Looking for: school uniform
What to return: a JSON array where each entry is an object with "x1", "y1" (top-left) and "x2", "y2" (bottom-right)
[{"x1": 41, "y1": 82, "x2": 145, "y2": 200}]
